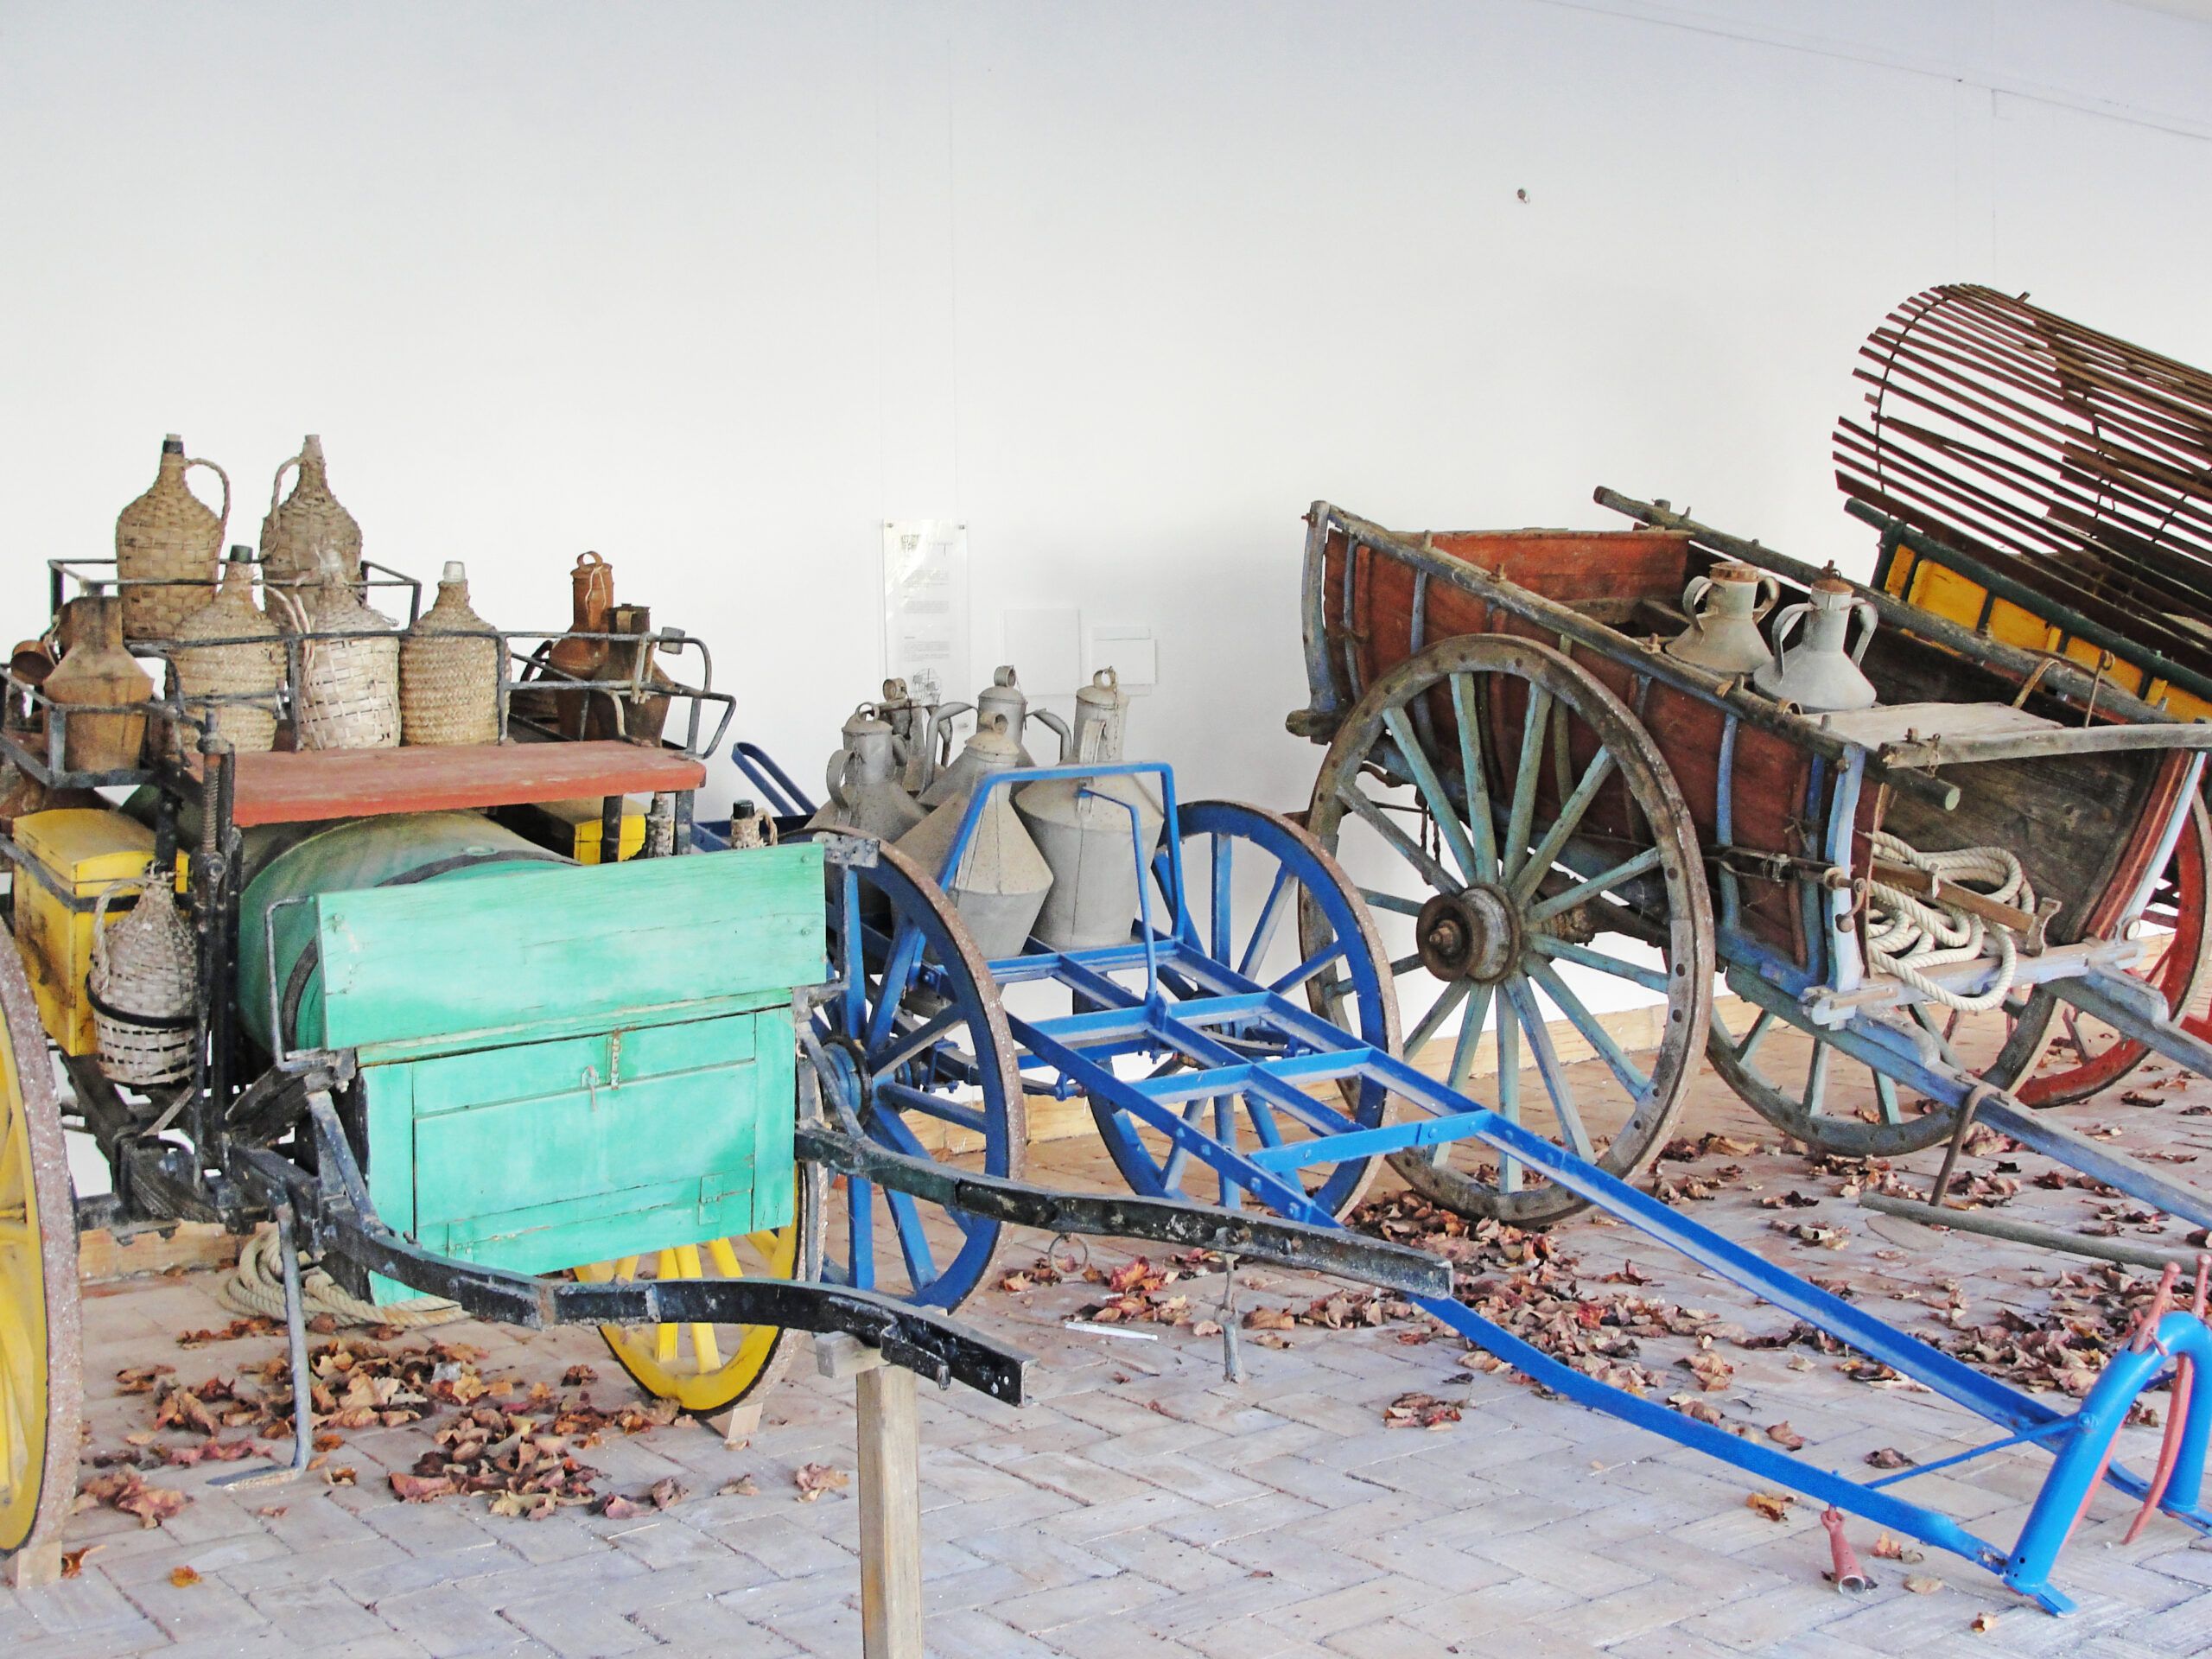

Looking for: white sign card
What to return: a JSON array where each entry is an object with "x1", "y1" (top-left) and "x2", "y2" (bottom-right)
[{"x1": 881, "y1": 519, "x2": 969, "y2": 706}]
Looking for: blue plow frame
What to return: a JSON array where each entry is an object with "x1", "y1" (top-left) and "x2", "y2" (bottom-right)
[{"x1": 911, "y1": 759, "x2": 2212, "y2": 1615}]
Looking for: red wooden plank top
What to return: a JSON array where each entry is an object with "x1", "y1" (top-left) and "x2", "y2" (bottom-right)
[{"x1": 194, "y1": 741, "x2": 709, "y2": 826}]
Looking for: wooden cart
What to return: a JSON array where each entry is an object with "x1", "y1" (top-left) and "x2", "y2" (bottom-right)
[{"x1": 1287, "y1": 495, "x2": 2212, "y2": 1232}]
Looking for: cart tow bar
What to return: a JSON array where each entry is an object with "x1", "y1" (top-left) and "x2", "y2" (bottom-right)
[{"x1": 794, "y1": 1122, "x2": 1452, "y2": 1299}]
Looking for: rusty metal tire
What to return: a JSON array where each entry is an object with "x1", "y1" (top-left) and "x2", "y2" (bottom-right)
[{"x1": 1303, "y1": 633, "x2": 1715, "y2": 1228}]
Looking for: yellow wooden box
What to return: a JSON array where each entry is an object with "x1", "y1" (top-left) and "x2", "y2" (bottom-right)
[
  {"x1": 507, "y1": 797, "x2": 647, "y2": 865},
  {"x1": 11, "y1": 808, "x2": 161, "y2": 1056}
]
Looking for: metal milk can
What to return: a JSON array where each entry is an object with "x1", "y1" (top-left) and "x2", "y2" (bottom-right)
[
  {"x1": 875, "y1": 678, "x2": 938, "y2": 797},
  {"x1": 1665, "y1": 563, "x2": 1778, "y2": 677},
  {"x1": 920, "y1": 666, "x2": 1071, "y2": 805},
  {"x1": 895, "y1": 715, "x2": 1053, "y2": 961},
  {"x1": 1751, "y1": 565, "x2": 1880, "y2": 712},
  {"x1": 1015, "y1": 669, "x2": 1165, "y2": 951},
  {"x1": 809, "y1": 705, "x2": 928, "y2": 842}
]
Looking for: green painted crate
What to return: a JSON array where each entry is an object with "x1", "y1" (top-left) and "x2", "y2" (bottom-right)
[{"x1": 309, "y1": 844, "x2": 825, "y2": 1296}]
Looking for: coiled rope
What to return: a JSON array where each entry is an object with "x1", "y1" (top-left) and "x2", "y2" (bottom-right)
[
  {"x1": 1862, "y1": 830, "x2": 2034, "y2": 1014},
  {"x1": 218, "y1": 1225, "x2": 467, "y2": 1329}
]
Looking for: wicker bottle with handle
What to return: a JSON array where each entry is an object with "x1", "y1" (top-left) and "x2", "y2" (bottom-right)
[
  {"x1": 115, "y1": 435, "x2": 230, "y2": 643},
  {"x1": 400, "y1": 562, "x2": 501, "y2": 747},
  {"x1": 171, "y1": 547, "x2": 283, "y2": 754},
  {"x1": 41, "y1": 591, "x2": 154, "y2": 772},
  {"x1": 90, "y1": 871, "x2": 196, "y2": 1086},
  {"x1": 279, "y1": 580, "x2": 400, "y2": 750},
  {"x1": 259, "y1": 435, "x2": 363, "y2": 608}
]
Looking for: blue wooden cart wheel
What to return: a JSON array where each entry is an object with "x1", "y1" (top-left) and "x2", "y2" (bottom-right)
[
  {"x1": 1303, "y1": 634, "x2": 1714, "y2": 1227},
  {"x1": 814, "y1": 841, "x2": 1024, "y2": 1312},
  {"x1": 1087, "y1": 799, "x2": 1400, "y2": 1220}
]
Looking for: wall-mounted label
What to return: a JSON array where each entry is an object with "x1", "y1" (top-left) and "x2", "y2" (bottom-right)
[{"x1": 882, "y1": 519, "x2": 969, "y2": 706}]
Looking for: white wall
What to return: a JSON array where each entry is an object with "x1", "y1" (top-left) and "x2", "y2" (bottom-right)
[{"x1": 3, "y1": 0, "x2": 2210, "y2": 822}]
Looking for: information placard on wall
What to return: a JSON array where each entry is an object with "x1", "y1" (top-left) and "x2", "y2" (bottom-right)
[{"x1": 882, "y1": 519, "x2": 969, "y2": 706}]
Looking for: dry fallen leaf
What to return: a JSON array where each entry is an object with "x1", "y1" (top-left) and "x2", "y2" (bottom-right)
[
  {"x1": 1865, "y1": 1447, "x2": 1916, "y2": 1471},
  {"x1": 168, "y1": 1566, "x2": 201, "y2": 1587},
  {"x1": 325, "y1": 1465, "x2": 357, "y2": 1487},
  {"x1": 254, "y1": 1505, "x2": 288, "y2": 1519},
  {"x1": 795, "y1": 1464, "x2": 849, "y2": 1503},
  {"x1": 1904, "y1": 1575, "x2": 1942, "y2": 1595},
  {"x1": 718, "y1": 1475, "x2": 759, "y2": 1497},
  {"x1": 1745, "y1": 1491, "x2": 1793, "y2": 1522},
  {"x1": 598, "y1": 1493, "x2": 644, "y2": 1519},
  {"x1": 1764, "y1": 1421, "x2": 1806, "y2": 1452},
  {"x1": 59, "y1": 1545, "x2": 102, "y2": 1579},
  {"x1": 649, "y1": 1477, "x2": 687, "y2": 1510},
  {"x1": 1971, "y1": 1611, "x2": 1999, "y2": 1634}
]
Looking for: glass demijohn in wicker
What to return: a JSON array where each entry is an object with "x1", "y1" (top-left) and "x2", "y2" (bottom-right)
[
  {"x1": 90, "y1": 869, "x2": 196, "y2": 1086},
  {"x1": 259, "y1": 435, "x2": 363, "y2": 609},
  {"x1": 115, "y1": 434, "x2": 230, "y2": 643},
  {"x1": 283, "y1": 577, "x2": 400, "y2": 750},
  {"x1": 400, "y1": 562, "x2": 500, "y2": 746},
  {"x1": 171, "y1": 546, "x2": 283, "y2": 754}
]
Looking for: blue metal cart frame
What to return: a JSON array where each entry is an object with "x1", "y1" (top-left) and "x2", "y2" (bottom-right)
[{"x1": 810, "y1": 758, "x2": 2212, "y2": 1615}]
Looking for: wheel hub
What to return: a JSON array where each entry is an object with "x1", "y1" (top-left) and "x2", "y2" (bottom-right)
[{"x1": 1416, "y1": 885, "x2": 1520, "y2": 982}]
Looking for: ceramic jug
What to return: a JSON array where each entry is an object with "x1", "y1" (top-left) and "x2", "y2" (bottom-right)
[
  {"x1": 42, "y1": 590, "x2": 154, "y2": 772},
  {"x1": 1752, "y1": 567, "x2": 1880, "y2": 712},
  {"x1": 896, "y1": 715, "x2": 1054, "y2": 961},
  {"x1": 1015, "y1": 669, "x2": 1164, "y2": 951},
  {"x1": 1666, "y1": 563, "x2": 1778, "y2": 677}
]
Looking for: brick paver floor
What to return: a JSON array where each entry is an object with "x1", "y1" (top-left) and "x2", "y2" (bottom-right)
[{"x1": 10, "y1": 1024, "x2": 2212, "y2": 1656}]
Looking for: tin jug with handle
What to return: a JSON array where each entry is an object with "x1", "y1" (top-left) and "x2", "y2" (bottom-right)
[
  {"x1": 809, "y1": 704, "x2": 926, "y2": 843},
  {"x1": 1014, "y1": 668, "x2": 1164, "y2": 951},
  {"x1": 920, "y1": 666, "x2": 1072, "y2": 805},
  {"x1": 1751, "y1": 567, "x2": 1879, "y2": 712},
  {"x1": 895, "y1": 714, "x2": 1053, "y2": 960},
  {"x1": 1666, "y1": 563, "x2": 1778, "y2": 677}
]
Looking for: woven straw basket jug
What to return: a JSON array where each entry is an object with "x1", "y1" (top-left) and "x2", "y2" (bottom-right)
[
  {"x1": 115, "y1": 435, "x2": 230, "y2": 643},
  {"x1": 400, "y1": 562, "x2": 501, "y2": 746},
  {"x1": 172, "y1": 546, "x2": 284, "y2": 754},
  {"x1": 90, "y1": 868, "x2": 196, "y2": 1086},
  {"x1": 282, "y1": 580, "x2": 400, "y2": 750},
  {"x1": 259, "y1": 435, "x2": 362, "y2": 608}
]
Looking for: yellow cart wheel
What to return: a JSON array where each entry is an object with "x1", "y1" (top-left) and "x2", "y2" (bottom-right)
[
  {"x1": 572, "y1": 1159, "x2": 824, "y2": 1420},
  {"x1": 0, "y1": 933, "x2": 80, "y2": 1577}
]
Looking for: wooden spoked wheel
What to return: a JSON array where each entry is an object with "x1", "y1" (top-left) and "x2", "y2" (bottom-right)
[
  {"x1": 0, "y1": 938, "x2": 79, "y2": 1574},
  {"x1": 813, "y1": 842, "x2": 1024, "y2": 1313},
  {"x1": 2016, "y1": 795, "x2": 2212, "y2": 1108},
  {"x1": 1304, "y1": 634, "x2": 1714, "y2": 1228},
  {"x1": 571, "y1": 1162, "x2": 823, "y2": 1420},
  {"x1": 1094, "y1": 800, "x2": 1400, "y2": 1220}
]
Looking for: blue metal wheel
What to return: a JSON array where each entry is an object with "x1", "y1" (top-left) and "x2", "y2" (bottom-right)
[
  {"x1": 813, "y1": 841, "x2": 1023, "y2": 1312},
  {"x1": 1086, "y1": 799, "x2": 1400, "y2": 1221}
]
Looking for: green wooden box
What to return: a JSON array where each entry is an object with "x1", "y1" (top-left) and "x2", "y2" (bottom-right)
[{"x1": 309, "y1": 844, "x2": 825, "y2": 1296}]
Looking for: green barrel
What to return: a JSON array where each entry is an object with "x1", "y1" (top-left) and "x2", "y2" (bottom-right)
[{"x1": 236, "y1": 812, "x2": 567, "y2": 1054}]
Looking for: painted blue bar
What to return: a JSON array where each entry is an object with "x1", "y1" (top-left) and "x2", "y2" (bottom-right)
[{"x1": 1245, "y1": 1111, "x2": 1496, "y2": 1172}]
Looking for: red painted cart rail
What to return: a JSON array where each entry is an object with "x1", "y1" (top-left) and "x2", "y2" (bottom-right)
[{"x1": 188, "y1": 741, "x2": 707, "y2": 826}]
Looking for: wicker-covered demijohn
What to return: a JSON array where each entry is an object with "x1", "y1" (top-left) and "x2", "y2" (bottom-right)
[
  {"x1": 90, "y1": 870, "x2": 196, "y2": 1087},
  {"x1": 259, "y1": 435, "x2": 363, "y2": 608},
  {"x1": 115, "y1": 434, "x2": 230, "y2": 642},
  {"x1": 283, "y1": 578, "x2": 400, "y2": 750},
  {"x1": 171, "y1": 546, "x2": 283, "y2": 754},
  {"x1": 400, "y1": 562, "x2": 501, "y2": 747}
]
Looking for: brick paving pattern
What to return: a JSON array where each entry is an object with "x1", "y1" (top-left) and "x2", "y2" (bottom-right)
[{"x1": 10, "y1": 1035, "x2": 2212, "y2": 1655}]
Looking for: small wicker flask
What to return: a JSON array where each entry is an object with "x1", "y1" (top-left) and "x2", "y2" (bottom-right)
[
  {"x1": 259, "y1": 435, "x2": 363, "y2": 607},
  {"x1": 284, "y1": 580, "x2": 400, "y2": 750},
  {"x1": 90, "y1": 869, "x2": 196, "y2": 1086},
  {"x1": 172, "y1": 547, "x2": 284, "y2": 753},
  {"x1": 400, "y1": 562, "x2": 501, "y2": 746},
  {"x1": 116, "y1": 435, "x2": 230, "y2": 642}
]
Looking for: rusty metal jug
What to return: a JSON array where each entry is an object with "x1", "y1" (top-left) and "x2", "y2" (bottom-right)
[
  {"x1": 1752, "y1": 567, "x2": 1879, "y2": 712},
  {"x1": 1015, "y1": 669, "x2": 1164, "y2": 951},
  {"x1": 1666, "y1": 563, "x2": 1778, "y2": 677},
  {"x1": 920, "y1": 666, "x2": 1071, "y2": 806},
  {"x1": 874, "y1": 677, "x2": 938, "y2": 796},
  {"x1": 810, "y1": 705, "x2": 927, "y2": 843},
  {"x1": 896, "y1": 715, "x2": 1052, "y2": 960}
]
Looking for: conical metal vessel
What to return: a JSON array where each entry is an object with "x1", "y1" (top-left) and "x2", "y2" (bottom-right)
[
  {"x1": 1015, "y1": 669, "x2": 1162, "y2": 951},
  {"x1": 897, "y1": 715, "x2": 1052, "y2": 961}
]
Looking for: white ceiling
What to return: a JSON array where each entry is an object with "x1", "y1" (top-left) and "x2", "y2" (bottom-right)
[{"x1": 2120, "y1": 0, "x2": 2212, "y2": 21}]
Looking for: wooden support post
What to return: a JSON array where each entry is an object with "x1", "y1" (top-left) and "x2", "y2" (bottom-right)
[
  {"x1": 7, "y1": 1538, "x2": 61, "y2": 1590},
  {"x1": 818, "y1": 1334, "x2": 923, "y2": 1659}
]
